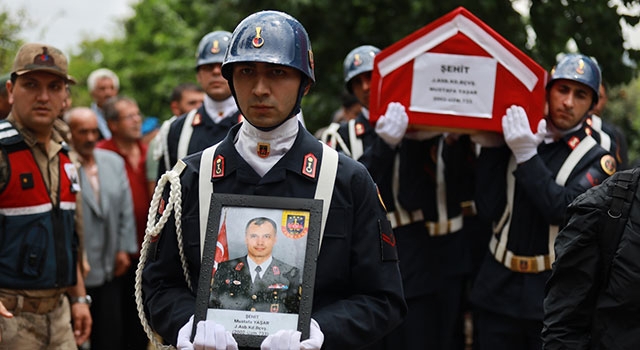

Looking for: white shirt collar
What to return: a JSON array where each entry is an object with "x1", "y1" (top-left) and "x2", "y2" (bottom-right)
[{"x1": 203, "y1": 94, "x2": 237, "y2": 123}]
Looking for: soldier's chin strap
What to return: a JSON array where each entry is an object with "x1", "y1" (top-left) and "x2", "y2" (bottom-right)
[{"x1": 135, "y1": 160, "x2": 190, "y2": 350}]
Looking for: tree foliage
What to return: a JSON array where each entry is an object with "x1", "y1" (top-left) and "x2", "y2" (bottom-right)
[
  {"x1": 0, "y1": 7, "x2": 26, "y2": 73},
  {"x1": 11, "y1": 0, "x2": 637, "y2": 136}
]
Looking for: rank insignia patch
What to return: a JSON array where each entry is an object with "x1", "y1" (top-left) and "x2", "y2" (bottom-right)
[
  {"x1": 378, "y1": 219, "x2": 398, "y2": 262},
  {"x1": 192, "y1": 113, "x2": 202, "y2": 126},
  {"x1": 20, "y1": 173, "x2": 34, "y2": 190},
  {"x1": 567, "y1": 136, "x2": 580, "y2": 150},
  {"x1": 355, "y1": 123, "x2": 365, "y2": 136},
  {"x1": 257, "y1": 142, "x2": 270, "y2": 158},
  {"x1": 600, "y1": 154, "x2": 616, "y2": 176},
  {"x1": 213, "y1": 154, "x2": 225, "y2": 178},
  {"x1": 302, "y1": 153, "x2": 317, "y2": 179}
]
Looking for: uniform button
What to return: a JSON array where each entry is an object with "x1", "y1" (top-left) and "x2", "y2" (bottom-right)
[
  {"x1": 230, "y1": 293, "x2": 234, "y2": 296},
  {"x1": 252, "y1": 295, "x2": 257, "y2": 300},
  {"x1": 251, "y1": 308, "x2": 256, "y2": 311}
]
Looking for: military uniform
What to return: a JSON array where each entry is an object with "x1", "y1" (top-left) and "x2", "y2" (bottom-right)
[
  {"x1": 471, "y1": 126, "x2": 616, "y2": 350},
  {"x1": 326, "y1": 109, "x2": 477, "y2": 349},
  {"x1": 156, "y1": 103, "x2": 241, "y2": 177},
  {"x1": 143, "y1": 123, "x2": 406, "y2": 349},
  {"x1": 210, "y1": 256, "x2": 301, "y2": 314}
]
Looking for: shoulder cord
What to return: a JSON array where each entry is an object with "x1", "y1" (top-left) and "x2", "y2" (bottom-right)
[{"x1": 135, "y1": 160, "x2": 188, "y2": 350}]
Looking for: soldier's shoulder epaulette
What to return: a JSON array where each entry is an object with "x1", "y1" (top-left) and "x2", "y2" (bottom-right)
[{"x1": 0, "y1": 120, "x2": 24, "y2": 146}]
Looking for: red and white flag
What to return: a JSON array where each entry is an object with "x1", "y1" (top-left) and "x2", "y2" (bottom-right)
[{"x1": 213, "y1": 210, "x2": 229, "y2": 275}]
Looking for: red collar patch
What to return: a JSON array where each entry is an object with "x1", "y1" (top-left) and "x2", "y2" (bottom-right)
[
  {"x1": 302, "y1": 153, "x2": 317, "y2": 179},
  {"x1": 212, "y1": 154, "x2": 225, "y2": 178}
]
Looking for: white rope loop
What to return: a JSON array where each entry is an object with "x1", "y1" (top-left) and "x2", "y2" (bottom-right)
[{"x1": 135, "y1": 168, "x2": 188, "y2": 350}]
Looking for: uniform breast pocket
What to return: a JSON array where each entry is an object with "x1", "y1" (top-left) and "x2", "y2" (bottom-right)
[{"x1": 316, "y1": 208, "x2": 349, "y2": 285}]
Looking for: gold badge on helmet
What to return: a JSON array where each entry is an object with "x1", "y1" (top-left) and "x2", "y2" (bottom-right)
[
  {"x1": 353, "y1": 54, "x2": 362, "y2": 67},
  {"x1": 211, "y1": 40, "x2": 220, "y2": 54},
  {"x1": 252, "y1": 27, "x2": 264, "y2": 48},
  {"x1": 576, "y1": 59, "x2": 585, "y2": 75}
]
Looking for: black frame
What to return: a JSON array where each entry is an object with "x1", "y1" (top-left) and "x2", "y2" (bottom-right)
[{"x1": 193, "y1": 193, "x2": 322, "y2": 348}]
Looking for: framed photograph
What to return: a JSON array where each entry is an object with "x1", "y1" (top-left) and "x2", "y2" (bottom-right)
[{"x1": 193, "y1": 193, "x2": 323, "y2": 348}]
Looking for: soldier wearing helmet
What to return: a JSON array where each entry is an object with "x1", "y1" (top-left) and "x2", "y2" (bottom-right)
[
  {"x1": 153, "y1": 30, "x2": 241, "y2": 178},
  {"x1": 470, "y1": 53, "x2": 617, "y2": 349},
  {"x1": 142, "y1": 11, "x2": 406, "y2": 350},
  {"x1": 323, "y1": 44, "x2": 479, "y2": 350}
]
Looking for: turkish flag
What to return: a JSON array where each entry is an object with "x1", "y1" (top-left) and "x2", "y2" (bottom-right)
[{"x1": 213, "y1": 212, "x2": 230, "y2": 275}]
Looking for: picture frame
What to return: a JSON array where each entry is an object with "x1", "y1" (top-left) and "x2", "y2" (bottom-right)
[{"x1": 193, "y1": 193, "x2": 323, "y2": 348}]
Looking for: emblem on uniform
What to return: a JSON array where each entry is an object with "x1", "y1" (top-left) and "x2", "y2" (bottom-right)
[
  {"x1": 576, "y1": 59, "x2": 585, "y2": 75},
  {"x1": 213, "y1": 154, "x2": 225, "y2": 178},
  {"x1": 585, "y1": 117, "x2": 593, "y2": 126},
  {"x1": 20, "y1": 173, "x2": 34, "y2": 190},
  {"x1": 270, "y1": 304, "x2": 279, "y2": 313},
  {"x1": 567, "y1": 136, "x2": 580, "y2": 150},
  {"x1": 235, "y1": 262, "x2": 244, "y2": 271},
  {"x1": 281, "y1": 210, "x2": 309, "y2": 239},
  {"x1": 600, "y1": 154, "x2": 616, "y2": 176},
  {"x1": 272, "y1": 266, "x2": 280, "y2": 276},
  {"x1": 63, "y1": 163, "x2": 81, "y2": 193},
  {"x1": 192, "y1": 113, "x2": 202, "y2": 126},
  {"x1": 353, "y1": 53, "x2": 362, "y2": 67},
  {"x1": 355, "y1": 122, "x2": 365, "y2": 136},
  {"x1": 302, "y1": 153, "x2": 317, "y2": 179},
  {"x1": 585, "y1": 127, "x2": 592, "y2": 136},
  {"x1": 211, "y1": 40, "x2": 220, "y2": 54},
  {"x1": 519, "y1": 259, "x2": 530, "y2": 272},
  {"x1": 257, "y1": 142, "x2": 271, "y2": 158},
  {"x1": 252, "y1": 27, "x2": 264, "y2": 48},
  {"x1": 34, "y1": 47, "x2": 55, "y2": 66}
]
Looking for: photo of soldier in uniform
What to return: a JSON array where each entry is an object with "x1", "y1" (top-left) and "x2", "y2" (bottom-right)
[{"x1": 208, "y1": 211, "x2": 305, "y2": 314}]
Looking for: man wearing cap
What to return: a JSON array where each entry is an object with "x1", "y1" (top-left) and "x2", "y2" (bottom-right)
[
  {"x1": 0, "y1": 43, "x2": 91, "y2": 348},
  {"x1": 155, "y1": 31, "x2": 241, "y2": 178}
]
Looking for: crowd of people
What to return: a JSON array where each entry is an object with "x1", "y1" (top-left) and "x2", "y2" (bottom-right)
[{"x1": 0, "y1": 9, "x2": 637, "y2": 350}]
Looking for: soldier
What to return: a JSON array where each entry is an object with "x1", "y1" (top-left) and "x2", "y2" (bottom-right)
[
  {"x1": 470, "y1": 54, "x2": 617, "y2": 349},
  {"x1": 209, "y1": 217, "x2": 301, "y2": 314},
  {"x1": 155, "y1": 31, "x2": 241, "y2": 178},
  {"x1": 323, "y1": 44, "x2": 477, "y2": 349},
  {"x1": 142, "y1": 10, "x2": 406, "y2": 350}
]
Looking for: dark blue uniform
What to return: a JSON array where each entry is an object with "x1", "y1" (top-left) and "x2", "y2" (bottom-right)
[
  {"x1": 156, "y1": 105, "x2": 240, "y2": 177},
  {"x1": 331, "y1": 111, "x2": 477, "y2": 349},
  {"x1": 210, "y1": 256, "x2": 301, "y2": 314},
  {"x1": 471, "y1": 126, "x2": 616, "y2": 350},
  {"x1": 143, "y1": 123, "x2": 406, "y2": 349}
]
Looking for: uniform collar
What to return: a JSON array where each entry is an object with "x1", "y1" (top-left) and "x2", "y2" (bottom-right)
[
  {"x1": 213, "y1": 122, "x2": 323, "y2": 184},
  {"x1": 7, "y1": 114, "x2": 65, "y2": 150},
  {"x1": 203, "y1": 94, "x2": 237, "y2": 122}
]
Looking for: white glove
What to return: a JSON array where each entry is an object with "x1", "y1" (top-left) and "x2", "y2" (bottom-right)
[
  {"x1": 501, "y1": 105, "x2": 547, "y2": 163},
  {"x1": 375, "y1": 102, "x2": 409, "y2": 147},
  {"x1": 177, "y1": 316, "x2": 239, "y2": 350},
  {"x1": 260, "y1": 318, "x2": 324, "y2": 350}
]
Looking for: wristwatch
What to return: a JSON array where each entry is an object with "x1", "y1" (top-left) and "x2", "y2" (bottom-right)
[{"x1": 70, "y1": 295, "x2": 92, "y2": 306}]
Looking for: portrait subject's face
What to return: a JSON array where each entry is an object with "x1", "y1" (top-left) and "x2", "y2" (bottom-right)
[{"x1": 245, "y1": 221, "x2": 277, "y2": 262}]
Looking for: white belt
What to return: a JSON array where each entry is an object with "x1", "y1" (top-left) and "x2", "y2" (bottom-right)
[
  {"x1": 425, "y1": 214, "x2": 463, "y2": 236},
  {"x1": 489, "y1": 235, "x2": 552, "y2": 273},
  {"x1": 387, "y1": 208, "x2": 424, "y2": 229}
]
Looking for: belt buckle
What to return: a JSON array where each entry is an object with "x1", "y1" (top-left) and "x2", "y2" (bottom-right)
[{"x1": 513, "y1": 256, "x2": 535, "y2": 273}]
